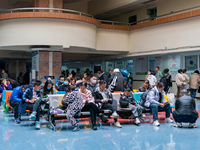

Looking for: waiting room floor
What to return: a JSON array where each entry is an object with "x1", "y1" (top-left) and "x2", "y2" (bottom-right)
[{"x1": 1, "y1": 101, "x2": 200, "y2": 150}]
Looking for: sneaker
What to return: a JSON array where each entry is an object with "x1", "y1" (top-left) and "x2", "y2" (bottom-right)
[
  {"x1": 73, "y1": 124, "x2": 80, "y2": 132},
  {"x1": 189, "y1": 123, "x2": 197, "y2": 128},
  {"x1": 101, "y1": 114, "x2": 108, "y2": 122},
  {"x1": 114, "y1": 121, "x2": 122, "y2": 128},
  {"x1": 35, "y1": 121, "x2": 40, "y2": 130},
  {"x1": 111, "y1": 111, "x2": 119, "y2": 119},
  {"x1": 165, "y1": 118, "x2": 174, "y2": 123},
  {"x1": 29, "y1": 112, "x2": 37, "y2": 121},
  {"x1": 173, "y1": 122, "x2": 182, "y2": 128},
  {"x1": 14, "y1": 118, "x2": 20, "y2": 124},
  {"x1": 153, "y1": 120, "x2": 160, "y2": 126},
  {"x1": 134, "y1": 118, "x2": 140, "y2": 125},
  {"x1": 92, "y1": 124, "x2": 97, "y2": 130}
]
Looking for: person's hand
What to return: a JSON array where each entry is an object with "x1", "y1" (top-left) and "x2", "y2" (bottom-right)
[
  {"x1": 170, "y1": 87, "x2": 172, "y2": 89},
  {"x1": 103, "y1": 99, "x2": 108, "y2": 103},
  {"x1": 160, "y1": 103, "x2": 165, "y2": 107},
  {"x1": 163, "y1": 102, "x2": 167, "y2": 105},
  {"x1": 129, "y1": 103, "x2": 131, "y2": 105},
  {"x1": 29, "y1": 99, "x2": 35, "y2": 103},
  {"x1": 133, "y1": 101, "x2": 136, "y2": 104},
  {"x1": 3, "y1": 80, "x2": 7, "y2": 86}
]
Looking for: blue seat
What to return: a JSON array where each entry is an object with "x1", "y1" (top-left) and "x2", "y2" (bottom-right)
[
  {"x1": 56, "y1": 91, "x2": 66, "y2": 94},
  {"x1": 133, "y1": 92, "x2": 143, "y2": 101}
]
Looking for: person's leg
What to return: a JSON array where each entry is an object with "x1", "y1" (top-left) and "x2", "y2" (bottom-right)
[
  {"x1": 66, "y1": 109, "x2": 77, "y2": 126},
  {"x1": 29, "y1": 100, "x2": 41, "y2": 121},
  {"x1": 10, "y1": 101, "x2": 20, "y2": 119},
  {"x1": 82, "y1": 103, "x2": 96, "y2": 125},
  {"x1": 129, "y1": 104, "x2": 139, "y2": 118},
  {"x1": 177, "y1": 86, "x2": 180, "y2": 98},
  {"x1": 158, "y1": 103, "x2": 171, "y2": 119},
  {"x1": 193, "y1": 89, "x2": 197, "y2": 99},
  {"x1": 33, "y1": 100, "x2": 40, "y2": 112},
  {"x1": 111, "y1": 100, "x2": 118, "y2": 112},
  {"x1": 190, "y1": 89, "x2": 194, "y2": 98},
  {"x1": 149, "y1": 104, "x2": 158, "y2": 121},
  {"x1": 172, "y1": 111, "x2": 181, "y2": 122}
]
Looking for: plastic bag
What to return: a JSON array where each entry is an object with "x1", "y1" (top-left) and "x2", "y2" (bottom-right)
[{"x1": 167, "y1": 93, "x2": 175, "y2": 106}]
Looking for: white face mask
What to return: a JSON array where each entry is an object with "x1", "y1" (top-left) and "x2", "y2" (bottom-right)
[
  {"x1": 148, "y1": 72, "x2": 150, "y2": 75},
  {"x1": 91, "y1": 80, "x2": 97, "y2": 84}
]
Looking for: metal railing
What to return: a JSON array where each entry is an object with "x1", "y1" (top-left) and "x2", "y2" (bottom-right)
[{"x1": 1, "y1": 5, "x2": 200, "y2": 26}]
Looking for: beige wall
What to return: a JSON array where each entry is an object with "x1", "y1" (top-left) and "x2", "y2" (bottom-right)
[
  {"x1": 129, "y1": 16, "x2": 200, "y2": 53},
  {"x1": 111, "y1": 0, "x2": 200, "y2": 23},
  {"x1": 63, "y1": 1, "x2": 88, "y2": 13},
  {"x1": 96, "y1": 29, "x2": 129, "y2": 51}
]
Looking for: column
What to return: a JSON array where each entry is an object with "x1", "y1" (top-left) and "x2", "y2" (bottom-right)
[{"x1": 32, "y1": 0, "x2": 63, "y2": 9}]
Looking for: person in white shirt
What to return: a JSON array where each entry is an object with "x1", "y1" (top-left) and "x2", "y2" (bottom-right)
[
  {"x1": 182, "y1": 69, "x2": 189, "y2": 89},
  {"x1": 147, "y1": 70, "x2": 157, "y2": 87}
]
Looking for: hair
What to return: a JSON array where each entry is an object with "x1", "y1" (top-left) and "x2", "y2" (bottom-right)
[
  {"x1": 109, "y1": 68, "x2": 114, "y2": 72},
  {"x1": 178, "y1": 69, "x2": 182, "y2": 73},
  {"x1": 97, "y1": 70, "x2": 103, "y2": 74},
  {"x1": 148, "y1": 70, "x2": 151, "y2": 72},
  {"x1": 156, "y1": 66, "x2": 160, "y2": 70},
  {"x1": 68, "y1": 73, "x2": 72, "y2": 76},
  {"x1": 144, "y1": 80, "x2": 150, "y2": 84},
  {"x1": 22, "y1": 84, "x2": 29, "y2": 90},
  {"x1": 77, "y1": 68, "x2": 80, "y2": 72},
  {"x1": 99, "y1": 80, "x2": 107, "y2": 85},
  {"x1": 183, "y1": 69, "x2": 187, "y2": 73},
  {"x1": 86, "y1": 77, "x2": 91, "y2": 82},
  {"x1": 59, "y1": 75, "x2": 65, "y2": 79},
  {"x1": 43, "y1": 80, "x2": 54, "y2": 95},
  {"x1": 194, "y1": 70, "x2": 200, "y2": 74},
  {"x1": 157, "y1": 82, "x2": 164, "y2": 88},
  {"x1": 67, "y1": 85, "x2": 75, "y2": 92},
  {"x1": 34, "y1": 80, "x2": 41, "y2": 86},
  {"x1": 151, "y1": 70, "x2": 155, "y2": 75},
  {"x1": 165, "y1": 68, "x2": 169, "y2": 73},
  {"x1": 79, "y1": 81, "x2": 87, "y2": 87},
  {"x1": 124, "y1": 87, "x2": 131, "y2": 92}
]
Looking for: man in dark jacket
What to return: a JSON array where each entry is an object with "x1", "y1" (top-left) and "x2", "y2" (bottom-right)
[
  {"x1": 18, "y1": 80, "x2": 41, "y2": 130},
  {"x1": 108, "y1": 69, "x2": 124, "y2": 92},
  {"x1": 97, "y1": 70, "x2": 109, "y2": 87},
  {"x1": 173, "y1": 89, "x2": 199, "y2": 128},
  {"x1": 87, "y1": 76, "x2": 98, "y2": 95},
  {"x1": 9, "y1": 85, "x2": 27, "y2": 124},
  {"x1": 120, "y1": 88, "x2": 143, "y2": 125},
  {"x1": 138, "y1": 80, "x2": 152, "y2": 92},
  {"x1": 94, "y1": 80, "x2": 122, "y2": 128}
]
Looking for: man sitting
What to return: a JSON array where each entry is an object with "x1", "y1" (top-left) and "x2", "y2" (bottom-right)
[
  {"x1": 145, "y1": 82, "x2": 173, "y2": 126},
  {"x1": 9, "y1": 85, "x2": 27, "y2": 124},
  {"x1": 173, "y1": 89, "x2": 199, "y2": 128},
  {"x1": 18, "y1": 80, "x2": 42, "y2": 130},
  {"x1": 138, "y1": 80, "x2": 152, "y2": 92},
  {"x1": 87, "y1": 76, "x2": 98, "y2": 95},
  {"x1": 120, "y1": 88, "x2": 143, "y2": 125},
  {"x1": 94, "y1": 80, "x2": 122, "y2": 128},
  {"x1": 55, "y1": 75, "x2": 65, "y2": 91}
]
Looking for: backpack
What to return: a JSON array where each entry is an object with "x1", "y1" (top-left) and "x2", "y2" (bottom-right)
[
  {"x1": 108, "y1": 72, "x2": 118, "y2": 93},
  {"x1": 139, "y1": 88, "x2": 155, "y2": 107},
  {"x1": 160, "y1": 74, "x2": 169, "y2": 85}
]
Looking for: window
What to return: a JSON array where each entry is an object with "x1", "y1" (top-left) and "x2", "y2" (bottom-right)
[
  {"x1": 129, "y1": 15, "x2": 137, "y2": 25},
  {"x1": 147, "y1": 7, "x2": 157, "y2": 20}
]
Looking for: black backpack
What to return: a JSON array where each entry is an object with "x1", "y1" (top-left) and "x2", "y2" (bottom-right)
[{"x1": 160, "y1": 74, "x2": 169, "y2": 85}]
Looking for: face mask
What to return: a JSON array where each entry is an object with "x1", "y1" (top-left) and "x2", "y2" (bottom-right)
[
  {"x1": 110, "y1": 74, "x2": 112, "y2": 76},
  {"x1": 98, "y1": 76, "x2": 101, "y2": 78},
  {"x1": 148, "y1": 72, "x2": 150, "y2": 75},
  {"x1": 41, "y1": 83, "x2": 45, "y2": 87},
  {"x1": 64, "y1": 81, "x2": 68, "y2": 85},
  {"x1": 60, "y1": 81, "x2": 64, "y2": 84},
  {"x1": 35, "y1": 89, "x2": 40, "y2": 92},
  {"x1": 92, "y1": 80, "x2": 97, "y2": 84},
  {"x1": 47, "y1": 87, "x2": 52, "y2": 90}
]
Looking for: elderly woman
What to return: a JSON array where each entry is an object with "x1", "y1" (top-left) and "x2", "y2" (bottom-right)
[{"x1": 62, "y1": 86, "x2": 83, "y2": 132}]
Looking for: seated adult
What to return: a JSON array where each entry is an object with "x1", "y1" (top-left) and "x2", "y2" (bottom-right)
[
  {"x1": 173, "y1": 89, "x2": 199, "y2": 128},
  {"x1": 18, "y1": 80, "x2": 42, "y2": 130},
  {"x1": 0, "y1": 78, "x2": 12, "y2": 99},
  {"x1": 94, "y1": 80, "x2": 122, "y2": 128},
  {"x1": 59, "y1": 78, "x2": 70, "y2": 92},
  {"x1": 138, "y1": 80, "x2": 152, "y2": 92},
  {"x1": 40, "y1": 78, "x2": 46, "y2": 89},
  {"x1": 97, "y1": 70, "x2": 109, "y2": 87},
  {"x1": 87, "y1": 76, "x2": 98, "y2": 95},
  {"x1": 55, "y1": 75, "x2": 65, "y2": 91},
  {"x1": 10, "y1": 78, "x2": 20, "y2": 89},
  {"x1": 40, "y1": 80, "x2": 56, "y2": 109},
  {"x1": 145, "y1": 82, "x2": 173, "y2": 126},
  {"x1": 62, "y1": 86, "x2": 83, "y2": 132},
  {"x1": 108, "y1": 69, "x2": 124, "y2": 92},
  {"x1": 79, "y1": 82, "x2": 103, "y2": 130},
  {"x1": 120, "y1": 88, "x2": 143, "y2": 125},
  {"x1": 9, "y1": 85, "x2": 28, "y2": 124}
]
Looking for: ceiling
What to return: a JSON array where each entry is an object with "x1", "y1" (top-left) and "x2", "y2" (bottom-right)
[{"x1": 94, "y1": 0, "x2": 168, "y2": 20}]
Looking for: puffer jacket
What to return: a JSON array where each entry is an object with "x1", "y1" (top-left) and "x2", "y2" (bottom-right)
[
  {"x1": 173, "y1": 95, "x2": 198, "y2": 118},
  {"x1": 189, "y1": 73, "x2": 200, "y2": 89}
]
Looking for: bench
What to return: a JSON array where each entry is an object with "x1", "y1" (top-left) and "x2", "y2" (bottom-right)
[{"x1": 47, "y1": 94, "x2": 112, "y2": 131}]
